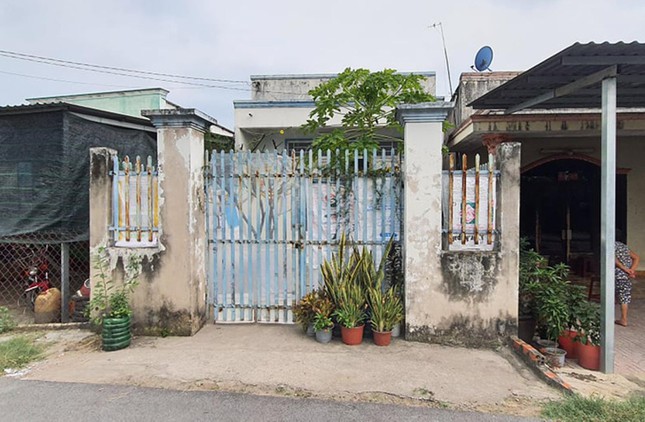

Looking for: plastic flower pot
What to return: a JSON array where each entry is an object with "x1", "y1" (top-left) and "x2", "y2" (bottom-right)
[
  {"x1": 340, "y1": 325, "x2": 364, "y2": 346},
  {"x1": 391, "y1": 323, "x2": 401, "y2": 338},
  {"x1": 315, "y1": 328, "x2": 332, "y2": 344},
  {"x1": 102, "y1": 315, "x2": 132, "y2": 351},
  {"x1": 372, "y1": 330, "x2": 392, "y2": 346},
  {"x1": 543, "y1": 347, "x2": 567, "y2": 368},
  {"x1": 558, "y1": 329, "x2": 578, "y2": 360},
  {"x1": 577, "y1": 341, "x2": 600, "y2": 370}
]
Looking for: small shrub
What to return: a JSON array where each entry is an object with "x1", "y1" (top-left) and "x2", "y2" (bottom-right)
[{"x1": 0, "y1": 306, "x2": 16, "y2": 334}]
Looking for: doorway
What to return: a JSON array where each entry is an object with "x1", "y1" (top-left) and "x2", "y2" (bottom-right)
[{"x1": 520, "y1": 158, "x2": 626, "y2": 273}]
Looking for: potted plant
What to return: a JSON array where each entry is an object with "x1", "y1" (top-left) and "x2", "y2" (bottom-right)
[
  {"x1": 313, "y1": 313, "x2": 334, "y2": 343},
  {"x1": 311, "y1": 292, "x2": 334, "y2": 343},
  {"x1": 88, "y1": 247, "x2": 140, "y2": 351},
  {"x1": 558, "y1": 284, "x2": 586, "y2": 360},
  {"x1": 532, "y1": 264, "x2": 570, "y2": 367},
  {"x1": 367, "y1": 284, "x2": 403, "y2": 346},
  {"x1": 575, "y1": 300, "x2": 601, "y2": 370},
  {"x1": 293, "y1": 290, "x2": 319, "y2": 336},
  {"x1": 333, "y1": 282, "x2": 366, "y2": 345}
]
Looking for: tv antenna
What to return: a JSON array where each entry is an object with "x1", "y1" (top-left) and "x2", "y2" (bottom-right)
[
  {"x1": 472, "y1": 46, "x2": 494, "y2": 72},
  {"x1": 429, "y1": 22, "x2": 453, "y2": 95}
]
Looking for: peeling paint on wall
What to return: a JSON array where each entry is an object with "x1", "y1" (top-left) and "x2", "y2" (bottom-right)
[{"x1": 440, "y1": 252, "x2": 499, "y2": 302}]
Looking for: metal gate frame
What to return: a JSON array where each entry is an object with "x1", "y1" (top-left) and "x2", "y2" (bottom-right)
[{"x1": 205, "y1": 149, "x2": 402, "y2": 323}]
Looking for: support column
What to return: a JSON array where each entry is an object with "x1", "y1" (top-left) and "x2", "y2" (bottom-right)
[
  {"x1": 600, "y1": 76, "x2": 617, "y2": 373},
  {"x1": 140, "y1": 109, "x2": 216, "y2": 335},
  {"x1": 397, "y1": 102, "x2": 452, "y2": 339}
]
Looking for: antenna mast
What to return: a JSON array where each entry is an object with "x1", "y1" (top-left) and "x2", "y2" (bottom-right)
[{"x1": 430, "y1": 22, "x2": 453, "y2": 95}]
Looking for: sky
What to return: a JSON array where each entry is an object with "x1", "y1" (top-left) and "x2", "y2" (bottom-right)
[{"x1": 1, "y1": 0, "x2": 644, "y2": 128}]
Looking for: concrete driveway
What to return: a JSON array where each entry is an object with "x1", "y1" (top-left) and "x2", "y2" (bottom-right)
[{"x1": 16, "y1": 324, "x2": 560, "y2": 416}]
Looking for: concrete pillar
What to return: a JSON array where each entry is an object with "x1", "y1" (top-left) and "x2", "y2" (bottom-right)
[
  {"x1": 396, "y1": 102, "x2": 453, "y2": 340},
  {"x1": 495, "y1": 142, "x2": 521, "y2": 333},
  {"x1": 89, "y1": 148, "x2": 117, "y2": 248},
  {"x1": 140, "y1": 109, "x2": 216, "y2": 335}
]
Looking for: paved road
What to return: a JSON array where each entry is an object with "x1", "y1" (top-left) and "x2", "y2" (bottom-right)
[{"x1": 0, "y1": 378, "x2": 537, "y2": 422}]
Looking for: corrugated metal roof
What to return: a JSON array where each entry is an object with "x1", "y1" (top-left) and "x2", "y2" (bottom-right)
[{"x1": 470, "y1": 42, "x2": 645, "y2": 111}]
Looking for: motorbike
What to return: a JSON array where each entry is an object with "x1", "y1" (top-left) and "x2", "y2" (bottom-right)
[{"x1": 21, "y1": 246, "x2": 52, "y2": 309}]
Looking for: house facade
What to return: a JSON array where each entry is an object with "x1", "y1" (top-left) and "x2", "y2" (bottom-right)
[
  {"x1": 233, "y1": 72, "x2": 437, "y2": 152},
  {"x1": 448, "y1": 72, "x2": 645, "y2": 272}
]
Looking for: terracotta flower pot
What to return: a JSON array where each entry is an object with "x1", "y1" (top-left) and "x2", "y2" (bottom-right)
[
  {"x1": 577, "y1": 341, "x2": 600, "y2": 370},
  {"x1": 372, "y1": 330, "x2": 392, "y2": 346},
  {"x1": 340, "y1": 325, "x2": 364, "y2": 345},
  {"x1": 558, "y1": 329, "x2": 578, "y2": 360}
]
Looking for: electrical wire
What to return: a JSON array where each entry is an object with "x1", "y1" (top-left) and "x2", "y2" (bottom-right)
[
  {"x1": 0, "y1": 49, "x2": 248, "y2": 84},
  {"x1": 0, "y1": 51, "x2": 255, "y2": 91},
  {"x1": 0, "y1": 69, "x2": 136, "y2": 88}
]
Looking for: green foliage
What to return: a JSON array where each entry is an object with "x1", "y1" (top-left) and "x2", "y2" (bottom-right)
[
  {"x1": 321, "y1": 234, "x2": 402, "y2": 329},
  {"x1": 0, "y1": 336, "x2": 44, "y2": 371},
  {"x1": 313, "y1": 313, "x2": 334, "y2": 331},
  {"x1": 575, "y1": 300, "x2": 601, "y2": 346},
  {"x1": 367, "y1": 284, "x2": 403, "y2": 333},
  {"x1": 87, "y1": 247, "x2": 141, "y2": 326},
  {"x1": 333, "y1": 282, "x2": 366, "y2": 328},
  {"x1": 303, "y1": 68, "x2": 435, "y2": 165},
  {"x1": 542, "y1": 395, "x2": 645, "y2": 422},
  {"x1": 293, "y1": 288, "x2": 333, "y2": 331},
  {"x1": 519, "y1": 239, "x2": 588, "y2": 345},
  {"x1": 0, "y1": 306, "x2": 16, "y2": 334},
  {"x1": 204, "y1": 131, "x2": 234, "y2": 153}
]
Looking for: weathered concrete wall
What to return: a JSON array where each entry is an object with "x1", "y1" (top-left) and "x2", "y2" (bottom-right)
[
  {"x1": 89, "y1": 109, "x2": 215, "y2": 336},
  {"x1": 398, "y1": 102, "x2": 521, "y2": 347},
  {"x1": 251, "y1": 73, "x2": 436, "y2": 101},
  {"x1": 450, "y1": 72, "x2": 520, "y2": 129}
]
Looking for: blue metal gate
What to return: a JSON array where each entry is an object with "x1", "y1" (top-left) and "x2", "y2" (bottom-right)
[{"x1": 205, "y1": 149, "x2": 402, "y2": 323}]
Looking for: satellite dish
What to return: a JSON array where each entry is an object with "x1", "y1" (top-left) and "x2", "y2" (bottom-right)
[{"x1": 474, "y1": 46, "x2": 493, "y2": 72}]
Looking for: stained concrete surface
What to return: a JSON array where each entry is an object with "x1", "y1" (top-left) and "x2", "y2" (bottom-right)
[{"x1": 13, "y1": 324, "x2": 559, "y2": 416}]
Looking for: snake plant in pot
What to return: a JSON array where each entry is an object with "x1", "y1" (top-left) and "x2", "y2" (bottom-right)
[
  {"x1": 332, "y1": 282, "x2": 366, "y2": 345},
  {"x1": 367, "y1": 284, "x2": 403, "y2": 346}
]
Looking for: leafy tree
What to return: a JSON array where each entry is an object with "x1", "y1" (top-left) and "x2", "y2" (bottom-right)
[
  {"x1": 204, "y1": 131, "x2": 235, "y2": 153},
  {"x1": 303, "y1": 68, "x2": 435, "y2": 155}
]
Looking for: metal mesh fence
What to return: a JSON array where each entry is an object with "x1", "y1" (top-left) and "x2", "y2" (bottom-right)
[{"x1": 0, "y1": 233, "x2": 89, "y2": 324}]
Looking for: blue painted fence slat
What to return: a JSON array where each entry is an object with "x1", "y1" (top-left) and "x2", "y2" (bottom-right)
[{"x1": 206, "y1": 149, "x2": 403, "y2": 323}]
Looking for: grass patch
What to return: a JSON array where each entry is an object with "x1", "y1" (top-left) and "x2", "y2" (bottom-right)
[
  {"x1": 0, "y1": 306, "x2": 16, "y2": 334},
  {"x1": 542, "y1": 395, "x2": 645, "y2": 422},
  {"x1": 0, "y1": 336, "x2": 44, "y2": 372}
]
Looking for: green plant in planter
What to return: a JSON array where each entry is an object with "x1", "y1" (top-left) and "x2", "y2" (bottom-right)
[
  {"x1": 87, "y1": 247, "x2": 141, "y2": 327},
  {"x1": 333, "y1": 282, "x2": 366, "y2": 328},
  {"x1": 564, "y1": 284, "x2": 587, "y2": 331},
  {"x1": 575, "y1": 300, "x2": 601, "y2": 346},
  {"x1": 313, "y1": 313, "x2": 334, "y2": 331},
  {"x1": 529, "y1": 263, "x2": 571, "y2": 351},
  {"x1": 367, "y1": 284, "x2": 403, "y2": 333},
  {"x1": 321, "y1": 234, "x2": 361, "y2": 310}
]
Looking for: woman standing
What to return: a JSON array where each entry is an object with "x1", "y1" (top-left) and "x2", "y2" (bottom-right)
[{"x1": 615, "y1": 239, "x2": 640, "y2": 326}]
